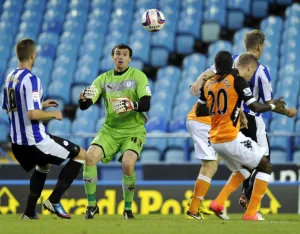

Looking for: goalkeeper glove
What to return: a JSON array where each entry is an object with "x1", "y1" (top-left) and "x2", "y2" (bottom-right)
[
  {"x1": 81, "y1": 85, "x2": 99, "y2": 99},
  {"x1": 109, "y1": 97, "x2": 137, "y2": 114}
]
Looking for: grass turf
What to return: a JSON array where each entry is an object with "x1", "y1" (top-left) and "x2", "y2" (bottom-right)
[{"x1": 1, "y1": 214, "x2": 300, "y2": 234}]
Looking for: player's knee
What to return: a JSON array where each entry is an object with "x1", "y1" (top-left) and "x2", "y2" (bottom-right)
[
  {"x1": 258, "y1": 156, "x2": 273, "y2": 174},
  {"x1": 36, "y1": 164, "x2": 50, "y2": 173},
  {"x1": 201, "y1": 160, "x2": 218, "y2": 177},
  {"x1": 74, "y1": 147, "x2": 86, "y2": 162},
  {"x1": 86, "y1": 146, "x2": 103, "y2": 165}
]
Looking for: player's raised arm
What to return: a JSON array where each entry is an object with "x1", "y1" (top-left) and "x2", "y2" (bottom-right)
[
  {"x1": 190, "y1": 70, "x2": 215, "y2": 96},
  {"x1": 24, "y1": 76, "x2": 62, "y2": 121},
  {"x1": 195, "y1": 83, "x2": 209, "y2": 117},
  {"x1": 78, "y1": 78, "x2": 101, "y2": 110}
]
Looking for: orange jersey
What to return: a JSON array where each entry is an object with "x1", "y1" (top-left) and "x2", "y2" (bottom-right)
[
  {"x1": 187, "y1": 103, "x2": 211, "y2": 125},
  {"x1": 199, "y1": 71, "x2": 256, "y2": 143}
]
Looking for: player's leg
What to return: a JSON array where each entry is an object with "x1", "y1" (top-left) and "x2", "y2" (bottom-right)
[
  {"x1": 187, "y1": 120, "x2": 217, "y2": 219},
  {"x1": 39, "y1": 135, "x2": 85, "y2": 218},
  {"x1": 12, "y1": 143, "x2": 48, "y2": 219},
  {"x1": 239, "y1": 114, "x2": 257, "y2": 208},
  {"x1": 83, "y1": 128, "x2": 119, "y2": 219},
  {"x1": 243, "y1": 156, "x2": 272, "y2": 220},
  {"x1": 121, "y1": 150, "x2": 138, "y2": 219},
  {"x1": 119, "y1": 132, "x2": 145, "y2": 219}
]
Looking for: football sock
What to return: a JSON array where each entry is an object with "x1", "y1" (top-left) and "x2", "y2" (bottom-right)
[
  {"x1": 189, "y1": 174, "x2": 211, "y2": 214},
  {"x1": 83, "y1": 165, "x2": 98, "y2": 206},
  {"x1": 215, "y1": 170, "x2": 247, "y2": 206},
  {"x1": 245, "y1": 172, "x2": 270, "y2": 217},
  {"x1": 123, "y1": 172, "x2": 136, "y2": 210},
  {"x1": 25, "y1": 167, "x2": 48, "y2": 217},
  {"x1": 49, "y1": 160, "x2": 82, "y2": 203}
]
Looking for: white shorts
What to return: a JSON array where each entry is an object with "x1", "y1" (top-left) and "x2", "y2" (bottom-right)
[
  {"x1": 255, "y1": 116, "x2": 269, "y2": 156},
  {"x1": 186, "y1": 120, "x2": 217, "y2": 161},
  {"x1": 211, "y1": 132, "x2": 265, "y2": 172}
]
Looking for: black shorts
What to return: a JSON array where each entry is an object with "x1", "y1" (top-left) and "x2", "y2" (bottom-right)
[
  {"x1": 241, "y1": 113, "x2": 270, "y2": 158},
  {"x1": 12, "y1": 134, "x2": 80, "y2": 172}
]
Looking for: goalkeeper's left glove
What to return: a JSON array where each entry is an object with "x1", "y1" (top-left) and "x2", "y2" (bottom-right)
[{"x1": 109, "y1": 97, "x2": 137, "y2": 114}]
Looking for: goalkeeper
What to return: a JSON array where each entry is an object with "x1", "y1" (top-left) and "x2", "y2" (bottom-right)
[{"x1": 78, "y1": 44, "x2": 151, "y2": 220}]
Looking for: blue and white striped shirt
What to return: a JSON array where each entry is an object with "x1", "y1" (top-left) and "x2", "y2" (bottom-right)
[
  {"x1": 2, "y1": 68, "x2": 47, "y2": 145},
  {"x1": 208, "y1": 54, "x2": 273, "y2": 117}
]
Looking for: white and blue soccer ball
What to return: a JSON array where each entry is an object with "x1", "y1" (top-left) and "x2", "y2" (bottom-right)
[{"x1": 141, "y1": 9, "x2": 165, "y2": 32}]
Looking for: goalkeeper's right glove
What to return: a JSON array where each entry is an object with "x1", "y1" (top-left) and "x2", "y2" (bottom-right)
[{"x1": 81, "y1": 85, "x2": 98, "y2": 99}]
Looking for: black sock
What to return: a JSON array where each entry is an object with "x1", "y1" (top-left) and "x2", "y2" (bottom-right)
[
  {"x1": 49, "y1": 160, "x2": 82, "y2": 203},
  {"x1": 24, "y1": 169, "x2": 48, "y2": 217}
]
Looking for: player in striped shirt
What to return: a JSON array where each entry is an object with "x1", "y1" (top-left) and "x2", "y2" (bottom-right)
[
  {"x1": 1, "y1": 38, "x2": 86, "y2": 220},
  {"x1": 189, "y1": 30, "x2": 296, "y2": 216}
]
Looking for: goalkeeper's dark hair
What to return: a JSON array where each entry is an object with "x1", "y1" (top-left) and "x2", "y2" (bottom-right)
[
  {"x1": 112, "y1": 43, "x2": 132, "y2": 58},
  {"x1": 16, "y1": 38, "x2": 36, "y2": 62},
  {"x1": 214, "y1": 50, "x2": 233, "y2": 76}
]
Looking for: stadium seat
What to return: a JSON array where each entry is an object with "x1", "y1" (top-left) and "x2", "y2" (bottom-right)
[
  {"x1": 227, "y1": 11, "x2": 245, "y2": 30},
  {"x1": 150, "y1": 48, "x2": 169, "y2": 67},
  {"x1": 140, "y1": 149, "x2": 161, "y2": 163},
  {"x1": 71, "y1": 118, "x2": 95, "y2": 134},
  {"x1": 208, "y1": 40, "x2": 233, "y2": 57},
  {"x1": 151, "y1": 91, "x2": 173, "y2": 107},
  {"x1": 183, "y1": 53, "x2": 207, "y2": 72},
  {"x1": 47, "y1": 118, "x2": 72, "y2": 136},
  {"x1": 75, "y1": 105, "x2": 101, "y2": 122},
  {"x1": 172, "y1": 103, "x2": 191, "y2": 119},
  {"x1": 95, "y1": 117, "x2": 106, "y2": 131},
  {"x1": 201, "y1": 23, "x2": 221, "y2": 42},
  {"x1": 148, "y1": 103, "x2": 171, "y2": 122},
  {"x1": 203, "y1": 5, "x2": 226, "y2": 27},
  {"x1": 164, "y1": 149, "x2": 186, "y2": 163},
  {"x1": 0, "y1": 123, "x2": 10, "y2": 142},
  {"x1": 251, "y1": 0, "x2": 269, "y2": 18},
  {"x1": 36, "y1": 44, "x2": 56, "y2": 59},
  {"x1": 71, "y1": 85, "x2": 85, "y2": 105},
  {"x1": 293, "y1": 150, "x2": 300, "y2": 163},
  {"x1": 227, "y1": 0, "x2": 250, "y2": 14},
  {"x1": 277, "y1": 0, "x2": 293, "y2": 5},
  {"x1": 47, "y1": 81, "x2": 71, "y2": 103},
  {"x1": 145, "y1": 117, "x2": 168, "y2": 132},
  {"x1": 176, "y1": 35, "x2": 195, "y2": 54},
  {"x1": 156, "y1": 66, "x2": 181, "y2": 81},
  {"x1": 130, "y1": 59, "x2": 144, "y2": 70},
  {"x1": 60, "y1": 31, "x2": 82, "y2": 46},
  {"x1": 270, "y1": 149, "x2": 287, "y2": 163},
  {"x1": 152, "y1": 31, "x2": 175, "y2": 52}
]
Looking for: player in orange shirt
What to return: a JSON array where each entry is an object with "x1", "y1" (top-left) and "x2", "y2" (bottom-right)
[{"x1": 187, "y1": 51, "x2": 286, "y2": 220}]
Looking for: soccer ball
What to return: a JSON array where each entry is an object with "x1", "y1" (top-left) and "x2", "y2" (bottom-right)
[{"x1": 141, "y1": 9, "x2": 165, "y2": 32}]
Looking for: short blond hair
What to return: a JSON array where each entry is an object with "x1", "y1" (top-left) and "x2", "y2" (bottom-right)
[
  {"x1": 244, "y1": 30, "x2": 265, "y2": 51},
  {"x1": 237, "y1": 53, "x2": 258, "y2": 67}
]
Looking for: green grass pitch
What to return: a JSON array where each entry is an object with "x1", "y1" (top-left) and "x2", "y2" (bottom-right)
[{"x1": 1, "y1": 214, "x2": 300, "y2": 234}]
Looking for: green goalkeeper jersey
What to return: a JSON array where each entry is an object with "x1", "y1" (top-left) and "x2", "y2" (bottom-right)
[{"x1": 91, "y1": 67, "x2": 151, "y2": 130}]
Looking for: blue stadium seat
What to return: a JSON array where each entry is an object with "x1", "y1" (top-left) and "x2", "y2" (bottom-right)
[
  {"x1": 156, "y1": 66, "x2": 181, "y2": 82},
  {"x1": 74, "y1": 66, "x2": 98, "y2": 85},
  {"x1": 152, "y1": 31, "x2": 175, "y2": 52},
  {"x1": 167, "y1": 116, "x2": 188, "y2": 149},
  {"x1": 130, "y1": 59, "x2": 144, "y2": 70},
  {"x1": 208, "y1": 40, "x2": 233, "y2": 57},
  {"x1": 140, "y1": 149, "x2": 161, "y2": 163},
  {"x1": 43, "y1": 9, "x2": 65, "y2": 23},
  {"x1": 47, "y1": 118, "x2": 72, "y2": 136},
  {"x1": 100, "y1": 57, "x2": 114, "y2": 72},
  {"x1": 72, "y1": 118, "x2": 95, "y2": 134},
  {"x1": 25, "y1": 0, "x2": 46, "y2": 12},
  {"x1": 69, "y1": 0, "x2": 89, "y2": 10},
  {"x1": 270, "y1": 118, "x2": 295, "y2": 132},
  {"x1": 113, "y1": 0, "x2": 134, "y2": 10},
  {"x1": 51, "y1": 66, "x2": 74, "y2": 84},
  {"x1": 201, "y1": 22, "x2": 221, "y2": 42},
  {"x1": 3, "y1": 0, "x2": 23, "y2": 12},
  {"x1": 31, "y1": 67, "x2": 51, "y2": 85},
  {"x1": 172, "y1": 103, "x2": 191, "y2": 119},
  {"x1": 105, "y1": 30, "x2": 128, "y2": 45},
  {"x1": 109, "y1": 18, "x2": 131, "y2": 34},
  {"x1": 145, "y1": 117, "x2": 168, "y2": 132},
  {"x1": 1, "y1": 10, "x2": 20, "y2": 24},
  {"x1": 54, "y1": 55, "x2": 76, "y2": 73},
  {"x1": 46, "y1": 98, "x2": 64, "y2": 112},
  {"x1": 164, "y1": 149, "x2": 186, "y2": 163},
  {"x1": 177, "y1": 16, "x2": 201, "y2": 39},
  {"x1": 57, "y1": 43, "x2": 78, "y2": 58},
  {"x1": 47, "y1": 81, "x2": 71, "y2": 103},
  {"x1": 227, "y1": 0, "x2": 250, "y2": 14},
  {"x1": 47, "y1": 0, "x2": 68, "y2": 11},
  {"x1": 293, "y1": 150, "x2": 300, "y2": 163},
  {"x1": 277, "y1": 0, "x2": 292, "y2": 5},
  {"x1": 227, "y1": 10, "x2": 245, "y2": 30},
  {"x1": 129, "y1": 41, "x2": 150, "y2": 63},
  {"x1": 270, "y1": 136, "x2": 289, "y2": 151},
  {"x1": 36, "y1": 44, "x2": 56, "y2": 59},
  {"x1": 148, "y1": 103, "x2": 171, "y2": 122},
  {"x1": 91, "y1": 0, "x2": 112, "y2": 10},
  {"x1": 174, "y1": 91, "x2": 196, "y2": 106},
  {"x1": 89, "y1": 8, "x2": 111, "y2": 22},
  {"x1": 251, "y1": 0, "x2": 269, "y2": 18},
  {"x1": 69, "y1": 136, "x2": 88, "y2": 149},
  {"x1": 260, "y1": 16, "x2": 283, "y2": 32},
  {"x1": 95, "y1": 117, "x2": 106, "y2": 131},
  {"x1": 151, "y1": 91, "x2": 173, "y2": 107},
  {"x1": 150, "y1": 48, "x2": 169, "y2": 67},
  {"x1": 38, "y1": 32, "x2": 60, "y2": 46},
  {"x1": 270, "y1": 149, "x2": 287, "y2": 163},
  {"x1": 60, "y1": 31, "x2": 81, "y2": 46},
  {"x1": 75, "y1": 105, "x2": 101, "y2": 122},
  {"x1": 154, "y1": 79, "x2": 177, "y2": 94},
  {"x1": 83, "y1": 31, "x2": 105, "y2": 46},
  {"x1": 86, "y1": 18, "x2": 108, "y2": 34},
  {"x1": 0, "y1": 123, "x2": 10, "y2": 142},
  {"x1": 63, "y1": 20, "x2": 85, "y2": 36},
  {"x1": 158, "y1": 0, "x2": 180, "y2": 8},
  {"x1": 66, "y1": 9, "x2": 88, "y2": 24},
  {"x1": 176, "y1": 35, "x2": 195, "y2": 54},
  {"x1": 135, "y1": 0, "x2": 157, "y2": 9},
  {"x1": 203, "y1": 5, "x2": 226, "y2": 27},
  {"x1": 183, "y1": 53, "x2": 207, "y2": 72}
]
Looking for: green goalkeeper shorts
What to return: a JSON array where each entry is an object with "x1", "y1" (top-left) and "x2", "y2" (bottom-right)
[{"x1": 90, "y1": 124, "x2": 146, "y2": 164}]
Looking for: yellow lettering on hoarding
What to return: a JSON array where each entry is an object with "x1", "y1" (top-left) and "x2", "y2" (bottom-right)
[
  {"x1": 97, "y1": 190, "x2": 116, "y2": 215},
  {"x1": 117, "y1": 200, "x2": 138, "y2": 215},
  {"x1": 0, "y1": 187, "x2": 19, "y2": 214},
  {"x1": 259, "y1": 188, "x2": 281, "y2": 214},
  {"x1": 74, "y1": 199, "x2": 88, "y2": 215},
  {"x1": 161, "y1": 199, "x2": 181, "y2": 215},
  {"x1": 138, "y1": 190, "x2": 163, "y2": 214}
]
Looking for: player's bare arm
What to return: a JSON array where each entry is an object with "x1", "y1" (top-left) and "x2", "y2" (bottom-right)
[
  {"x1": 248, "y1": 98, "x2": 285, "y2": 113},
  {"x1": 27, "y1": 109, "x2": 62, "y2": 121},
  {"x1": 240, "y1": 109, "x2": 248, "y2": 129},
  {"x1": 264, "y1": 100, "x2": 297, "y2": 117},
  {"x1": 42, "y1": 99, "x2": 59, "y2": 109},
  {"x1": 190, "y1": 70, "x2": 215, "y2": 96}
]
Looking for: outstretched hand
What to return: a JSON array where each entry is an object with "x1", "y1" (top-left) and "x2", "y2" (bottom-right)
[{"x1": 42, "y1": 99, "x2": 59, "y2": 109}]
